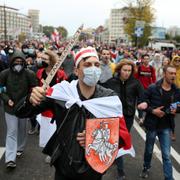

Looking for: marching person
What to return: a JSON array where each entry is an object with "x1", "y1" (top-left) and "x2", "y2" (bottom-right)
[
  {"x1": 149, "y1": 53, "x2": 163, "y2": 81},
  {"x1": 138, "y1": 65, "x2": 180, "y2": 180},
  {"x1": 170, "y1": 55, "x2": 180, "y2": 141},
  {"x1": 157, "y1": 57, "x2": 170, "y2": 81},
  {"x1": 99, "y1": 48, "x2": 116, "y2": 84},
  {"x1": 36, "y1": 50, "x2": 67, "y2": 153},
  {"x1": 135, "y1": 54, "x2": 156, "y2": 89},
  {"x1": 0, "y1": 44, "x2": 9, "y2": 72},
  {"x1": 15, "y1": 46, "x2": 132, "y2": 180},
  {"x1": 0, "y1": 50, "x2": 38, "y2": 168},
  {"x1": 171, "y1": 55, "x2": 180, "y2": 88},
  {"x1": 102, "y1": 59, "x2": 144, "y2": 180},
  {"x1": 135, "y1": 54, "x2": 156, "y2": 125}
]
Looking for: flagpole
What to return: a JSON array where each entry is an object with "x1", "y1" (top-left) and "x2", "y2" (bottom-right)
[{"x1": 42, "y1": 24, "x2": 83, "y2": 90}]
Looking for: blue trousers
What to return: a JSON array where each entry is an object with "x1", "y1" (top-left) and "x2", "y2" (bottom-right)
[{"x1": 143, "y1": 128, "x2": 173, "y2": 180}]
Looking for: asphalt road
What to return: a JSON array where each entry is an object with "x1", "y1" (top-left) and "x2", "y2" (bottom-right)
[{"x1": 0, "y1": 103, "x2": 179, "y2": 180}]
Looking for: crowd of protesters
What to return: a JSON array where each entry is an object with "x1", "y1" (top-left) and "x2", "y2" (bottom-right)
[{"x1": 0, "y1": 39, "x2": 180, "y2": 180}]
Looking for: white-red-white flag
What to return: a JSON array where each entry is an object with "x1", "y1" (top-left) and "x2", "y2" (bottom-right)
[
  {"x1": 46, "y1": 80, "x2": 135, "y2": 158},
  {"x1": 51, "y1": 29, "x2": 60, "y2": 43}
]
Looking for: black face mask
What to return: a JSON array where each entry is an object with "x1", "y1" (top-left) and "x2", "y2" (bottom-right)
[
  {"x1": 36, "y1": 59, "x2": 49, "y2": 68},
  {"x1": 57, "y1": 52, "x2": 62, "y2": 56},
  {"x1": 38, "y1": 47, "x2": 44, "y2": 52}
]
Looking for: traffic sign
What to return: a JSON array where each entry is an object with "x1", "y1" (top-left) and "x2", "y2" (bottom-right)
[{"x1": 135, "y1": 27, "x2": 144, "y2": 37}]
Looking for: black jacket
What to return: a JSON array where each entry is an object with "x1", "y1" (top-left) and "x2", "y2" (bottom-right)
[
  {"x1": 143, "y1": 79, "x2": 180, "y2": 130},
  {"x1": 0, "y1": 60, "x2": 7, "y2": 72},
  {"x1": 102, "y1": 74, "x2": 144, "y2": 117},
  {"x1": 0, "y1": 50, "x2": 38, "y2": 114},
  {"x1": 15, "y1": 83, "x2": 116, "y2": 178}
]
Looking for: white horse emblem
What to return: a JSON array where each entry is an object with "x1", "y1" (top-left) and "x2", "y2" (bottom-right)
[{"x1": 86, "y1": 121, "x2": 118, "y2": 165}]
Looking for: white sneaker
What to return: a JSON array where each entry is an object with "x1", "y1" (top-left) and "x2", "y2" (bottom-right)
[
  {"x1": 16, "y1": 151, "x2": 23, "y2": 158},
  {"x1": 6, "y1": 161, "x2": 16, "y2": 168},
  {"x1": 45, "y1": 156, "x2": 51, "y2": 164}
]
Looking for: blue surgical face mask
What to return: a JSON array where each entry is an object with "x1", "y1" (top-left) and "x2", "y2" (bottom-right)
[
  {"x1": 28, "y1": 48, "x2": 35, "y2": 54},
  {"x1": 83, "y1": 66, "x2": 101, "y2": 86}
]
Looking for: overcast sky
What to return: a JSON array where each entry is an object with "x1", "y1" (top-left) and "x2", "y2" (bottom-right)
[{"x1": 0, "y1": 0, "x2": 179, "y2": 35}]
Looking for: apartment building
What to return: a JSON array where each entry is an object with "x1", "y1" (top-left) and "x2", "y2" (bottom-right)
[
  {"x1": 109, "y1": 7, "x2": 129, "y2": 43},
  {"x1": 28, "y1": 9, "x2": 40, "y2": 33},
  {"x1": 0, "y1": 5, "x2": 31, "y2": 40}
]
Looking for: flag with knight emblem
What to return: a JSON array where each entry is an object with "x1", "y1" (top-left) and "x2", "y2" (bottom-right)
[{"x1": 46, "y1": 80, "x2": 135, "y2": 173}]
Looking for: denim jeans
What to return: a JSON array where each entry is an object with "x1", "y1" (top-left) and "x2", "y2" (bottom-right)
[{"x1": 143, "y1": 128, "x2": 173, "y2": 180}]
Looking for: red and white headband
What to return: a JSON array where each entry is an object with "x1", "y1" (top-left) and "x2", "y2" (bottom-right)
[{"x1": 74, "y1": 47, "x2": 99, "y2": 67}]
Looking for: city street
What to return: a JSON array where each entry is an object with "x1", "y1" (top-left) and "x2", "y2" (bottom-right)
[
  {"x1": 0, "y1": 0, "x2": 180, "y2": 180},
  {"x1": 0, "y1": 104, "x2": 180, "y2": 180}
]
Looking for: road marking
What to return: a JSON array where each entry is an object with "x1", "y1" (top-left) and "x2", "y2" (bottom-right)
[
  {"x1": 133, "y1": 120, "x2": 180, "y2": 180},
  {"x1": 0, "y1": 147, "x2": 5, "y2": 159},
  {"x1": 171, "y1": 147, "x2": 180, "y2": 166}
]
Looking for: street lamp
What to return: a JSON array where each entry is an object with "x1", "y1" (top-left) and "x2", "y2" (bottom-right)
[{"x1": 3, "y1": 4, "x2": 7, "y2": 41}]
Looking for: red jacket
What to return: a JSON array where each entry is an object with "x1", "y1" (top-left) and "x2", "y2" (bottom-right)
[
  {"x1": 36, "y1": 68, "x2": 67, "y2": 118},
  {"x1": 134, "y1": 64, "x2": 156, "y2": 89}
]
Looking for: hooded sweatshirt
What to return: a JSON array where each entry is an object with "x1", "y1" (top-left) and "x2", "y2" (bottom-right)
[
  {"x1": 0, "y1": 50, "x2": 38, "y2": 114},
  {"x1": 171, "y1": 56, "x2": 180, "y2": 88}
]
